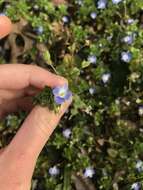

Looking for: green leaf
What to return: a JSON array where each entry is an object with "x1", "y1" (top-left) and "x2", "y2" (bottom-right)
[
  {"x1": 81, "y1": 60, "x2": 90, "y2": 68},
  {"x1": 63, "y1": 167, "x2": 71, "y2": 190},
  {"x1": 107, "y1": 148, "x2": 118, "y2": 158},
  {"x1": 70, "y1": 67, "x2": 80, "y2": 77},
  {"x1": 55, "y1": 184, "x2": 63, "y2": 190},
  {"x1": 33, "y1": 86, "x2": 57, "y2": 111},
  {"x1": 43, "y1": 50, "x2": 52, "y2": 65}
]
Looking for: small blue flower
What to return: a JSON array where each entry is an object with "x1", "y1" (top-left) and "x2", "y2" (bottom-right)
[
  {"x1": 62, "y1": 16, "x2": 69, "y2": 23},
  {"x1": 90, "y1": 12, "x2": 97, "y2": 19},
  {"x1": 89, "y1": 87, "x2": 95, "y2": 95},
  {"x1": 63, "y1": 128, "x2": 72, "y2": 138},
  {"x1": 97, "y1": 0, "x2": 107, "y2": 9},
  {"x1": 122, "y1": 35, "x2": 133, "y2": 44},
  {"x1": 135, "y1": 160, "x2": 143, "y2": 172},
  {"x1": 89, "y1": 88, "x2": 96, "y2": 95},
  {"x1": 131, "y1": 182, "x2": 141, "y2": 190},
  {"x1": 49, "y1": 166, "x2": 60, "y2": 176},
  {"x1": 88, "y1": 55, "x2": 97, "y2": 64},
  {"x1": 121, "y1": 51, "x2": 132, "y2": 63},
  {"x1": 102, "y1": 73, "x2": 111, "y2": 83},
  {"x1": 83, "y1": 167, "x2": 95, "y2": 178},
  {"x1": 52, "y1": 84, "x2": 72, "y2": 105},
  {"x1": 127, "y1": 18, "x2": 135, "y2": 24},
  {"x1": 35, "y1": 26, "x2": 44, "y2": 35},
  {"x1": 112, "y1": 0, "x2": 122, "y2": 4}
]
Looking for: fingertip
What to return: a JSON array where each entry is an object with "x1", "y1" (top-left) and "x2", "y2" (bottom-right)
[
  {"x1": 0, "y1": 15, "x2": 12, "y2": 38},
  {"x1": 28, "y1": 64, "x2": 68, "y2": 89},
  {"x1": 58, "y1": 76, "x2": 68, "y2": 86}
]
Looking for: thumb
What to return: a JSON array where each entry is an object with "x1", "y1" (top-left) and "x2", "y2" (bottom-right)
[
  {"x1": 4, "y1": 97, "x2": 72, "y2": 176},
  {"x1": 0, "y1": 15, "x2": 12, "y2": 38}
]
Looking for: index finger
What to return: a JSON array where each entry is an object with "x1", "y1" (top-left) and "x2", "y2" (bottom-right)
[
  {"x1": 0, "y1": 64, "x2": 67, "y2": 90},
  {"x1": 0, "y1": 15, "x2": 12, "y2": 38}
]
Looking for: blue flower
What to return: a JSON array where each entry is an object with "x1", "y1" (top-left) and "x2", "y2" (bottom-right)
[
  {"x1": 88, "y1": 55, "x2": 97, "y2": 64},
  {"x1": 52, "y1": 84, "x2": 72, "y2": 105},
  {"x1": 122, "y1": 35, "x2": 133, "y2": 44},
  {"x1": 127, "y1": 18, "x2": 135, "y2": 24},
  {"x1": 63, "y1": 128, "x2": 72, "y2": 138},
  {"x1": 97, "y1": 0, "x2": 107, "y2": 9},
  {"x1": 135, "y1": 160, "x2": 143, "y2": 172},
  {"x1": 62, "y1": 16, "x2": 69, "y2": 23},
  {"x1": 35, "y1": 26, "x2": 44, "y2": 35},
  {"x1": 121, "y1": 51, "x2": 132, "y2": 63},
  {"x1": 112, "y1": 0, "x2": 122, "y2": 4},
  {"x1": 83, "y1": 167, "x2": 95, "y2": 178},
  {"x1": 90, "y1": 12, "x2": 97, "y2": 19},
  {"x1": 49, "y1": 166, "x2": 60, "y2": 176},
  {"x1": 131, "y1": 182, "x2": 141, "y2": 190},
  {"x1": 89, "y1": 88, "x2": 96, "y2": 95},
  {"x1": 102, "y1": 73, "x2": 111, "y2": 83}
]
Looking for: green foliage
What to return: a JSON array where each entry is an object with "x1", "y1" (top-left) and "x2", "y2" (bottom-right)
[{"x1": 33, "y1": 86, "x2": 58, "y2": 111}]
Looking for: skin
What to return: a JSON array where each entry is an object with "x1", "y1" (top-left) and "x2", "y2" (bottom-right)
[
  {"x1": 52, "y1": 0, "x2": 66, "y2": 5},
  {"x1": 0, "y1": 16, "x2": 72, "y2": 190}
]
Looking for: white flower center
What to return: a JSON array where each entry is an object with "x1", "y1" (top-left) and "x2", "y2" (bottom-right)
[{"x1": 59, "y1": 89, "x2": 66, "y2": 97}]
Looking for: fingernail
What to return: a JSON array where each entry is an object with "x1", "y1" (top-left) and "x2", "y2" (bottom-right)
[{"x1": 58, "y1": 76, "x2": 68, "y2": 86}]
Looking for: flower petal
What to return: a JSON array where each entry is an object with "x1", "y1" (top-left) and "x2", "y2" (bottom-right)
[
  {"x1": 62, "y1": 83, "x2": 68, "y2": 91},
  {"x1": 52, "y1": 84, "x2": 68, "y2": 96},
  {"x1": 52, "y1": 86, "x2": 61, "y2": 96},
  {"x1": 64, "y1": 91, "x2": 72, "y2": 100},
  {"x1": 54, "y1": 96, "x2": 65, "y2": 105}
]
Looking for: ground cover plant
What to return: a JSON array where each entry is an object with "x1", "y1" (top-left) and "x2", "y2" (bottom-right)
[{"x1": 1, "y1": 0, "x2": 143, "y2": 189}]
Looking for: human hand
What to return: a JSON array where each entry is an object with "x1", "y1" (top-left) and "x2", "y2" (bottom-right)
[{"x1": 0, "y1": 15, "x2": 72, "y2": 190}]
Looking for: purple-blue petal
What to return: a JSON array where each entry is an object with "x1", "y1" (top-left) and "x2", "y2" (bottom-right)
[
  {"x1": 54, "y1": 96, "x2": 65, "y2": 105},
  {"x1": 52, "y1": 87, "x2": 61, "y2": 96},
  {"x1": 62, "y1": 83, "x2": 68, "y2": 91},
  {"x1": 52, "y1": 84, "x2": 68, "y2": 96},
  {"x1": 64, "y1": 91, "x2": 72, "y2": 100}
]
